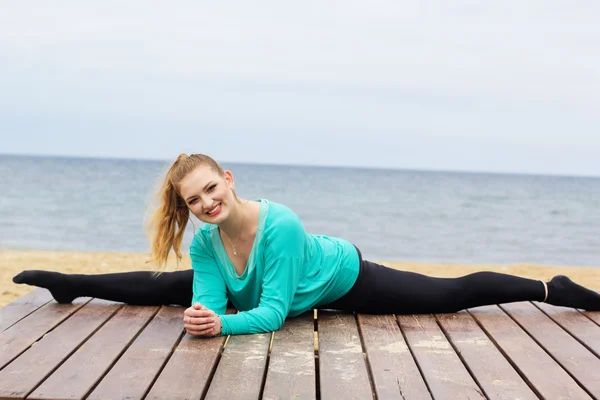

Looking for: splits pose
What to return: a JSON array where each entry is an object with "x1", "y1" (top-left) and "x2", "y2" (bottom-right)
[{"x1": 14, "y1": 154, "x2": 600, "y2": 336}]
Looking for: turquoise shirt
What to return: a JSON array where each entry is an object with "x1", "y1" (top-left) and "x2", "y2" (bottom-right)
[{"x1": 190, "y1": 199, "x2": 360, "y2": 335}]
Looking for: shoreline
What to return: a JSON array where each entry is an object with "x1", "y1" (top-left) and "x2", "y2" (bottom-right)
[{"x1": 2, "y1": 250, "x2": 599, "y2": 308}]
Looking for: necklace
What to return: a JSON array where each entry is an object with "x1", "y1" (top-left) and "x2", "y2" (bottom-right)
[{"x1": 228, "y1": 202, "x2": 245, "y2": 257}]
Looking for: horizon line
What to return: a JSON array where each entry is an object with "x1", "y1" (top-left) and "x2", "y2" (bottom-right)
[{"x1": 2, "y1": 151, "x2": 599, "y2": 180}]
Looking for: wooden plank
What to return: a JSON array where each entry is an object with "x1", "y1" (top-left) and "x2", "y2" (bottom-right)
[
  {"x1": 0, "y1": 299, "x2": 120, "y2": 400},
  {"x1": 145, "y1": 308, "x2": 239, "y2": 399},
  {"x1": 398, "y1": 314, "x2": 485, "y2": 399},
  {"x1": 28, "y1": 305, "x2": 159, "y2": 400},
  {"x1": 583, "y1": 311, "x2": 600, "y2": 326},
  {"x1": 0, "y1": 298, "x2": 89, "y2": 370},
  {"x1": 85, "y1": 306, "x2": 185, "y2": 400},
  {"x1": 469, "y1": 305, "x2": 592, "y2": 399},
  {"x1": 535, "y1": 303, "x2": 600, "y2": 357},
  {"x1": 205, "y1": 332, "x2": 271, "y2": 400},
  {"x1": 501, "y1": 302, "x2": 600, "y2": 397},
  {"x1": 0, "y1": 289, "x2": 53, "y2": 332},
  {"x1": 263, "y1": 313, "x2": 316, "y2": 400},
  {"x1": 318, "y1": 311, "x2": 373, "y2": 400},
  {"x1": 436, "y1": 312, "x2": 538, "y2": 400},
  {"x1": 146, "y1": 308, "x2": 235, "y2": 400},
  {"x1": 145, "y1": 334, "x2": 226, "y2": 400},
  {"x1": 358, "y1": 314, "x2": 431, "y2": 400}
]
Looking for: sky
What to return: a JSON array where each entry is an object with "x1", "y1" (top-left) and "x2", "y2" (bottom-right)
[{"x1": 1, "y1": 1, "x2": 599, "y2": 176}]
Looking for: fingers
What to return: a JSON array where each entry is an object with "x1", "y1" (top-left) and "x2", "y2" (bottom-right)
[
  {"x1": 184, "y1": 316, "x2": 215, "y2": 325},
  {"x1": 186, "y1": 328, "x2": 214, "y2": 336},
  {"x1": 184, "y1": 323, "x2": 215, "y2": 335},
  {"x1": 185, "y1": 303, "x2": 205, "y2": 313},
  {"x1": 185, "y1": 309, "x2": 214, "y2": 318},
  {"x1": 185, "y1": 323, "x2": 216, "y2": 336}
]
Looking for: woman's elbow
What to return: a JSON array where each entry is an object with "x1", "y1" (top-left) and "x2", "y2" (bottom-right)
[{"x1": 263, "y1": 310, "x2": 286, "y2": 333}]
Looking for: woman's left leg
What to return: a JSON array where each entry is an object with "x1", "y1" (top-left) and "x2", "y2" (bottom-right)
[
  {"x1": 13, "y1": 269, "x2": 194, "y2": 306},
  {"x1": 323, "y1": 260, "x2": 600, "y2": 314}
]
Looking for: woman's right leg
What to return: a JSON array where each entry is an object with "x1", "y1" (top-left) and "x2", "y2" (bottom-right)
[
  {"x1": 323, "y1": 260, "x2": 600, "y2": 314},
  {"x1": 13, "y1": 269, "x2": 194, "y2": 307}
]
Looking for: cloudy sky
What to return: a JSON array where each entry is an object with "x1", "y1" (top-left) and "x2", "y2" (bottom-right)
[{"x1": 1, "y1": 1, "x2": 599, "y2": 176}]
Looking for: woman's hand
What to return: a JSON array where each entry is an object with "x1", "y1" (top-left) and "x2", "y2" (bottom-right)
[{"x1": 183, "y1": 303, "x2": 222, "y2": 337}]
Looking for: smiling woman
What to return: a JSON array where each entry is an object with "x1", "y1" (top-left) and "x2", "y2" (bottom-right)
[
  {"x1": 145, "y1": 154, "x2": 236, "y2": 269},
  {"x1": 13, "y1": 153, "x2": 600, "y2": 338}
]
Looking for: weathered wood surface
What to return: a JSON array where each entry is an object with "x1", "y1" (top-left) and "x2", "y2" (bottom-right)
[
  {"x1": 0, "y1": 289, "x2": 53, "y2": 333},
  {"x1": 318, "y1": 311, "x2": 373, "y2": 399},
  {"x1": 86, "y1": 306, "x2": 185, "y2": 400},
  {"x1": 0, "y1": 300, "x2": 120, "y2": 400},
  {"x1": 535, "y1": 301, "x2": 600, "y2": 357},
  {"x1": 436, "y1": 311, "x2": 537, "y2": 399},
  {"x1": 262, "y1": 312, "x2": 316, "y2": 400},
  {"x1": 398, "y1": 314, "x2": 484, "y2": 399},
  {"x1": 29, "y1": 305, "x2": 159, "y2": 400},
  {"x1": 0, "y1": 298, "x2": 89, "y2": 371},
  {"x1": 500, "y1": 301, "x2": 600, "y2": 397},
  {"x1": 204, "y1": 331, "x2": 271, "y2": 400},
  {"x1": 469, "y1": 305, "x2": 593, "y2": 399},
  {"x1": 1, "y1": 294, "x2": 599, "y2": 399},
  {"x1": 358, "y1": 314, "x2": 431, "y2": 399}
]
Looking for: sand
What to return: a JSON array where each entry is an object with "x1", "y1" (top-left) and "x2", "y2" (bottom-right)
[{"x1": 1, "y1": 250, "x2": 599, "y2": 308}]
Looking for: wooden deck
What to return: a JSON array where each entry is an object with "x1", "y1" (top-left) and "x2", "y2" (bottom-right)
[{"x1": 1, "y1": 289, "x2": 599, "y2": 399}]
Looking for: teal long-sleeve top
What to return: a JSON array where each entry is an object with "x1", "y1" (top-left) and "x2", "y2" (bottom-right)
[{"x1": 190, "y1": 199, "x2": 360, "y2": 336}]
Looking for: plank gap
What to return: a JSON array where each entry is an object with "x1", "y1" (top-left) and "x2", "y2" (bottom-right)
[
  {"x1": 0, "y1": 289, "x2": 54, "y2": 333},
  {"x1": 0, "y1": 298, "x2": 92, "y2": 373},
  {"x1": 466, "y1": 307, "x2": 544, "y2": 399},
  {"x1": 28, "y1": 298, "x2": 93, "y2": 339},
  {"x1": 142, "y1": 328, "x2": 187, "y2": 400},
  {"x1": 82, "y1": 304, "x2": 162, "y2": 400},
  {"x1": 314, "y1": 309, "x2": 321, "y2": 400},
  {"x1": 581, "y1": 310, "x2": 600, "y2": 328},
  {"x1": 532, "y1": 303, "x2": 600, "y2": 359},
  {"x1": 219, "y1": 308, "x2": 238, "y2": 352},
  {"x1": 354, "y1": 313, "x2": 378, "y2": 400},
  {"x1": 257, "y1": 332, "x2": 275, "y2": 400},
  {"x1": 395, "y1": 314, "x2": 434, "y2": 399},
  {"x1": 186, "y1": 336, "x2": 228, "y2": 400},
  {"x1": 23, "y1": 303, "x2": 124, "y2": 399},
  {"x1": 499, "y1": 303, "x2": 597, "y2": 399},
  {"x1": 434, "y1": 313, "x2": 488, "y2": 400},
  {"x1": 222, "y1": 334, "x2": 231, "y2": 349}
]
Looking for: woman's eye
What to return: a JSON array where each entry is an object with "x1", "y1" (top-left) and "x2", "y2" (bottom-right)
[
  {"x1": 189, "y1": 199, "x2": 197, "y2": 205},
  {"x1": 207, "y1": 184, "x2": 216, "y2": 192}
]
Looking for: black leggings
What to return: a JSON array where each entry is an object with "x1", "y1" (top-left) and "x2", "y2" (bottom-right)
[
  {"x1": 70, "y1": 260, "x2": 544, "y2": 314},
  {"x1": 321, "y1": 259, "x2": 544, "y2": 314},
  {"x1": 14, "y1": 254, "x2": 600, "y2": 311}
]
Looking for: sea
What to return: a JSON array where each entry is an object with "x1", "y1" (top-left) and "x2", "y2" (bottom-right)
[{"x1": 1, "y1": 154, "x2": 599, "y2": 267}]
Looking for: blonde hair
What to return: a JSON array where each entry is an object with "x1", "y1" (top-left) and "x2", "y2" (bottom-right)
[{"x1": 146, "y1": 153, "x2": 225, "y2": 268}]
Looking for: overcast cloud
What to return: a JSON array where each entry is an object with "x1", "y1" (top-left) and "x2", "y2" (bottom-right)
[{"x1": 1, "y1": 1, "x2": 599, "y2": 176}]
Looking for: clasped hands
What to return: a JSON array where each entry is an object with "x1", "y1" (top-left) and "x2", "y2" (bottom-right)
[{"x1": 183, "y1": 303, "x2": 222, "y2": 337}]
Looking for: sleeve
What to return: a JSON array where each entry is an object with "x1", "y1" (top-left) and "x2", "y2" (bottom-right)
[
  {"x1": 190, "y1": 234, "x2": 228, "y2": 315},
  {"x1": 219, "y1": 214, "x2": 305, "y2": 335}
]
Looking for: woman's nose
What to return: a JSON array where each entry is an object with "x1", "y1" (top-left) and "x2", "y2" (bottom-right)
[{"x1": 201, "y1": 197, "x2": 215, "y2": 209}]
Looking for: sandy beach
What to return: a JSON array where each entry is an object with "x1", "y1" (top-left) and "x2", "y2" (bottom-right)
[{"x1": 2, "y1": 250, "x2": 599, "y2": 308}]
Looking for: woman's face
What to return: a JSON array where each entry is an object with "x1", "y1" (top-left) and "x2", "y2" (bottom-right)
[{"x1": 178, "y1": 165, "x2": 236, "y2": 224}]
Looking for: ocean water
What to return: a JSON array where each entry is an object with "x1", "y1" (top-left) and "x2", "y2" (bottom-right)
[{"x1": 1, "y1": 154, "x2": 599, "y2": 267}]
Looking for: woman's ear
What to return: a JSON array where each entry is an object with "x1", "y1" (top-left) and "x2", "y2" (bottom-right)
[{"x1": 223, "y1": 170, "x2": 234, "y2": 189}]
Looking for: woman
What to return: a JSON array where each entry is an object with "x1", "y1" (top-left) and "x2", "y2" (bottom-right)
[{"x1": 13, "y1": 154, "x2": 600, "y2": 337}]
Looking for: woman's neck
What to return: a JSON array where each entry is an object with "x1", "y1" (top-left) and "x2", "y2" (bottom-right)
[{"x1": 218, "y1": 199, "x2": 248, "y2": 240}]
